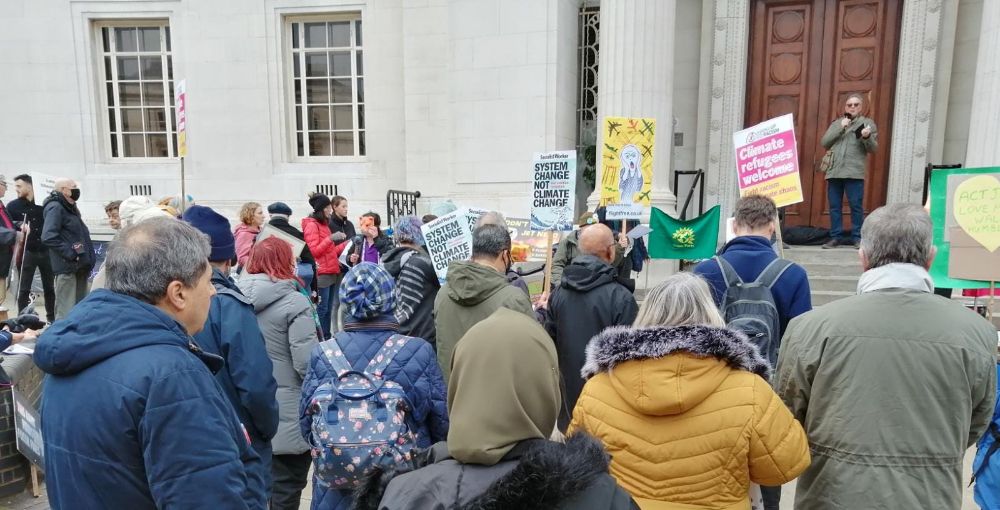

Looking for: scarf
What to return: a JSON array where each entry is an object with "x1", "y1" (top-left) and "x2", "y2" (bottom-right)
[
  {"x1": 447, "y1": 308, "x2": 561, "y2": 466},
  {"x1": 856, "y1": 262, "x2": 934, "y2": 295}
]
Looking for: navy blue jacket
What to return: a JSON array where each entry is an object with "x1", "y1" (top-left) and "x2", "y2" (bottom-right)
[
  {"x1": 193, "y1": 268, "x2": 279, "y2": 487},
  {"x1": 41, "y1": 191, "x2": 94, "y2": 275},
  {"x1": 35, "y1": 289, "x2": 267, "y2": 509},
  {"x1": 299, "y1": 317, "x2": 448, "y2": 510},
  {"x1": 692, "y1": 235, "x2": 812, "y2": 337}
]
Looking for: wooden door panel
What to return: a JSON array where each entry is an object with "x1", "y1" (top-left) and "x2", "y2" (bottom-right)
[
  {"x1": 747, "y1": 0, "x2": 900, "y2": 228},
  {"x1": 747, "y1": 0, "x2": 826, "y2": 226}
]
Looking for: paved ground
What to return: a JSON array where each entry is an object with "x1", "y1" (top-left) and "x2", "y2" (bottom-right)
[{"x1": 2, "y1": 452, "x2": 980, "y2": 509}]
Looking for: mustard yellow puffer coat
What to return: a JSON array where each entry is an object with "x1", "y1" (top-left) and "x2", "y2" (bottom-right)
[{"x1": 569, "y1": 325, "x2": 810, "y2": 510}]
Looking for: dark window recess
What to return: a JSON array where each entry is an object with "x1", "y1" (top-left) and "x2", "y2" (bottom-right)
[
  {"x1": 315, "y1": 184, "x2": 338, "y2": 197},
  {"x1": 129, "y1": 184, "x2": 153, "y2": 196}
]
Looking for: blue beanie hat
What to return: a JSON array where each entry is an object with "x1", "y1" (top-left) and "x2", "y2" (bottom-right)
[
  {"x1": 339, "y1": 263, "x2": 396, "y2": 321},
  {"x1": 267, "y1": 201, "x2": 293, "y2": 216},
  {"x1": 183, "y1": 205, "x2": 236, "y2": 262},
  {"x1": 393, "y1": 215, "x2": 425, "y2": 246}
]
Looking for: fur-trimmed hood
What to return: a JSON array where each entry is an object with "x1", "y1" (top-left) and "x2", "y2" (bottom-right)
[
  {"x1": 580, "y1": 325, "x2": 771, "y2": 417},
  {"x1": 352, "y1": 434, "x2": 632, "y2": 510}
]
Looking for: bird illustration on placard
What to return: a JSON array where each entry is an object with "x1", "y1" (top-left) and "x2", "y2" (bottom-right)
[{"x1": 618, "y1": 144, "x2": 644, "y2": 204}]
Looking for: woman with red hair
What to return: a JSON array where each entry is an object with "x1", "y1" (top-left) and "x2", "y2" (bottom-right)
[{"x1": 238, "y1": 236, "x2": 321, "y2": 510}]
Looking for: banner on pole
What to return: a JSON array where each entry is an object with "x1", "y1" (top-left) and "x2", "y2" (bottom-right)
[
  {"x1": 732, "y1": 113, "x2": 803, "y2": 207},
  {"x1": 175, "y1": 79, "x2": 187, "y2": 157},
  {"x1": 601, "y1": 117, "x2": 655, "y2": 219},
  {"x1": 530, "y1": 151, "x2": 576, "y2": 231}
]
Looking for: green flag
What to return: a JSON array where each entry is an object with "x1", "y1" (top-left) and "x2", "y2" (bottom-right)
[{"x1": 648, "y1": 205, "x2": 721, "y2": 260}]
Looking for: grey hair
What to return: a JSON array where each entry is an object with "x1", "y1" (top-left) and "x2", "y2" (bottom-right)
[
  {"x1": 475, "y1": 211, "x2": 508, "y2": 229},
  {"x1": 106, "y1": 218, "x2": 212, "y2": 304},
  {"x1": 846, "y1": 93, "x2": 864, "y2": 104},
  {"x1": 859, "y1": 203, "x2": 934, "y2": 269},
  {"x1": 471, "y1": 224, "x2": 511, "y2": 259},
  {"x1": 633, "y1": 272, "x2": 725, "y2": 328}
]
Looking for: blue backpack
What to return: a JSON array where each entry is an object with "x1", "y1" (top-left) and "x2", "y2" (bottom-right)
[{"x1": 305, "y1": 334, "x2": 417, "y2": 490}]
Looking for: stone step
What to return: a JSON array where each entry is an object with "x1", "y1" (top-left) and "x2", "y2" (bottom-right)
[
  {"x1": 808, "y1": 275, "x2": 860, "y2": 293},
  {"x1": 812, "y1": 290, "x2": 855, "y2": 306},
  {"x1": 782, "y1": 246, "x2": 860, "y2": 265},
  {"x1": 795, "y1": 261, "x2": 862, "y2": 277}
]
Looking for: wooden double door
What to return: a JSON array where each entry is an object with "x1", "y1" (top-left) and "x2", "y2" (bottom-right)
[{"x1": 746, "y1": 0, "x2": 902, "y2": 228}]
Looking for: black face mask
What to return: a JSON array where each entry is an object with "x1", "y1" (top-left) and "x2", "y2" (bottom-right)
[{"x1": 70, "y1": 188, "x2": 81, "y2": 201}]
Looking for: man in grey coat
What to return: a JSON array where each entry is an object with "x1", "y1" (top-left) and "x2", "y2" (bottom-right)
[
  {"x1": 775, "y1": 204, "x2": 997, "y2": 510},
  {"x1": 820, "y1": 94, "x2": 877, "y2": 249}
]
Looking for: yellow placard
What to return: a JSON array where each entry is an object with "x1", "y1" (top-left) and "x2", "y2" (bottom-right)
[
  {"x1": 600, "y1": 117, "x2": 654, "y2": 207},
  {"x1": 953, "y1": 174, "x2": 1000, "y2": 252}
]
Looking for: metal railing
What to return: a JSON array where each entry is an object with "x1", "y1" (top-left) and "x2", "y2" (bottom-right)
[
  {"x1": 672, "y1": 169, "x2": 705, "y2": 220},
  {"x1": 386, "y1": 190, "x2": 421, "y2": 226}
]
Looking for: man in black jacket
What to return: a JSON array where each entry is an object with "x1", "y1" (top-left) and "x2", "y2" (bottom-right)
[
  {"x1": 539, "y1": 223, "x2": 638, "y2": 430},
  {"x1": 42, "y1": 178, "x2": 94, "y2": 320},
  {"x1": 266, "y1": 202, "x2": 318, "y2": 297},
  {"x1": 7, "y1": 175, "x2": 55, "y2": 321}
]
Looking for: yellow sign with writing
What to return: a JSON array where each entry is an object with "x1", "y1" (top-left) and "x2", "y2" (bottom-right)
[
  {"x1": 600, "y1": 117, "x2": 654, "y2": 216},
  {"x1": 953, "y1": 174, "x2": 1000, "y2": 252}
]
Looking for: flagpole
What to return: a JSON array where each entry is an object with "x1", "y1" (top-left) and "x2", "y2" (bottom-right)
[{"x1": 543, "y1": 230, "x2": 555, "y2": 292}]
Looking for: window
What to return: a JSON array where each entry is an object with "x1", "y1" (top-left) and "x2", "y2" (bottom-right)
[
  {"x1": 98, "y1": 22, "x2": 177, "y2": 158},
  {"x1": 289, "y1": 17, "x2": 365, "y2": 158}
]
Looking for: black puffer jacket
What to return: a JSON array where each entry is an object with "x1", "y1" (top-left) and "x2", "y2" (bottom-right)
[
  {"x1": 543, "y1": 255, "x2": 638, "y2": 430},
  {"x1": 383, "y1": 246, "x2": 439, "y2": 348},
  {"x1": 41, "y1": 192, "x2": 94, "y2": 275},
  {"x1": 352, "y1": 434, "x2": 638, "y2": 510}
]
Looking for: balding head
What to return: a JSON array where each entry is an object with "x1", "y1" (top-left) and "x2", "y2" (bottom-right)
[
  {"x1": 54, "y1": 178, "x2": 79, "y2": 203},
  {"x1": 578, "y1": 223, "x2": 615, "y2": 264}
]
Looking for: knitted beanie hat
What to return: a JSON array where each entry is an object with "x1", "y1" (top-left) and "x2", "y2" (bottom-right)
[
  {"x1": 339, "y1": 262, "x2": 396, "y2": 321},
  {"x1": 183, "y1": 205, "x2": 235, "y2": 262}
]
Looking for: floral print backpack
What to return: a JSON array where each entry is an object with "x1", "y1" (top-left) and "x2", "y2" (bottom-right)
[{"x1": 306, "y1": 334, "x2": 417, "y2": 490}]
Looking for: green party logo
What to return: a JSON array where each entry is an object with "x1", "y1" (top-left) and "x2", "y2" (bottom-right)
[{"x1": 671, "y1": 227, "x2": 696, "y2": 248}]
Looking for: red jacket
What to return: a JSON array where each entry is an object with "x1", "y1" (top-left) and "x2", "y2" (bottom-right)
[{"x1": 301, "y1": 217, "x2": 347, "y2": 275}]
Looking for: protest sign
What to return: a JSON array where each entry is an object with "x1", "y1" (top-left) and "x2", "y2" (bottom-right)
[
  {"x1": 530, "y1": 151, "x2": 576, "y2": 231},
  {"x1": 732, "y1": 113, "x2": 803, "y2": 208},
  {"x1": 13, "y1": 389, "x2": 44, "y2": 471},
  {"x1": 257, "y1": 224, "x2": 308, "y2": 258},
  {"x1": 175, "y1": 79, "x2": 187, "y2": 157},
  {"x1": 601, "y1": 117, "x2": 655, "y2": 219},
  {"x1": 31, "y1": 172, "x2": 58, "y2": 200},
  {"x1": 928, "y1": 166, "x2": 998, "y2": 288},
  {"x1": 507, "y1": 217, "x2": 560, "y2": 262},
  {"x1": 422, "y1": 209, "x2": 473, "y2": 279},
  {"x1": 943, "y1": 171, "x2": 1000, "y2": 281}
]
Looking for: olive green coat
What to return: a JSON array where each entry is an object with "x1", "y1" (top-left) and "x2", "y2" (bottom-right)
[
  {"x1": 820, "y1": 115, "x2": 878, "y2": 180},
  {"x1": 775, "y1": 275, "x2": 996, "y2": 510}
]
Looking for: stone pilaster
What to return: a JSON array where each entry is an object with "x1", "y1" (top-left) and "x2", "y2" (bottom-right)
[
  {"x1": 587, "y1": 0, "x2": 678, "y2": 217},
  {"x1": 886, "y1": 0, "x2": 947, "y2": 203},
  {"x1": 965, "y1": 0, "x2": 1000, "y2": 167}
]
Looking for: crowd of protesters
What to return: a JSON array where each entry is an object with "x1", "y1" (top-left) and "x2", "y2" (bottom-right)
[{"x1": 0, "y1": 179, "x2": 989, "y2": 510}]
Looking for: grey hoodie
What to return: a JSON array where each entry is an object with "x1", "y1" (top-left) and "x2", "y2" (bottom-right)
[{"x1": 238, "y1": 273, "x2": 320, "y2": 454}]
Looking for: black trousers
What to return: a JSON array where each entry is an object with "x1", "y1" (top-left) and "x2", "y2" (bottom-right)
[
  {"x1": 761, "y1": 485, "x2": 781, "y2": 510},
  {"x1": 17, "y1": 249, "x2": 56, "y2": 321},
  {"x1": 270, "y1": 452, "x2": 312, "y2": 510}
]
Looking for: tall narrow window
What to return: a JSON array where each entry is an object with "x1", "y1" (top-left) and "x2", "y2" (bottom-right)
[
  {"x1": 289, "y1": 17, "x2": 365, "y2": 157},
  {"x1": 99, "y1": 23, "x2": 176, "y2": 158}
]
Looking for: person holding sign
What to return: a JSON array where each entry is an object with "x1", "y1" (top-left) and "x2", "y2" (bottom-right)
[{"x1": 820, "y1": 94, "x2": 878, "y2": 249}]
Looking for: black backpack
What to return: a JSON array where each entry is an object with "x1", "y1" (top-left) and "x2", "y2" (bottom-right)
[{"x1": 715, "y1": 256, "x2": 792, "y2": 369}]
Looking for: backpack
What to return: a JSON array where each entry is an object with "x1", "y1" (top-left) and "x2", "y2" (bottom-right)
[
  {"x1": 715, "y1": 256, "x2": 792, "y2": 369},
  {"x1": 305, "y1": 334, "x2": 417, "y2": 490}
]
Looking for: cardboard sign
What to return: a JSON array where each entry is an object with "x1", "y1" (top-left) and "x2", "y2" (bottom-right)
[
  {"x1": 257, "y1": 224, "x2": 308, "y2": 258},
  {"x1": 422, "y1": 209, "x2": 473, "y2": 279},
  {"x1": 507, "y1": 217, "x2": 560, "y2": 262},
  {"x1": 32, "y1": 172, "x2": 58, "y2": 201},
  {"x1": 13, "y1": 389, "x2": 44, "y2": 471},
  {"x1": 946, "y1": 172, "x2": 1000, "y2": 281},
  {"x1": 175, "y1": 79, "x2": 187, "y2": 157},
  {"x1": 530, "y1": 151, "x2": 576, "y2": 231},
  {"x1": 601, "y1": 117, "x2": 655, "y2": 219},
  {"x1": 732, "y1": 113, "x2": 803, "y2": 208},
  {"x1": 928, "y1": 167, "x2": 997, "y2": 288}
]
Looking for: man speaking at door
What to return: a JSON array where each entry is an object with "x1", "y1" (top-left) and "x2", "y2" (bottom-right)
[{"x1": 820, "y1": 93, "x2": 877, "y2": 249}]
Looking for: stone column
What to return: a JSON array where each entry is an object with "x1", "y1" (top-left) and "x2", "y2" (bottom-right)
[
  {"x1": 965, "y1": 0, "x2": 1000, "y2": 167},
  {"x1": 587, "y1": 0, "x2": 678, "y2": 217}
]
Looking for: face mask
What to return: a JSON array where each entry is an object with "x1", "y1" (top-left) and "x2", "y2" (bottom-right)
[{"x1": 70, "y1": 188, "x2": 81, "y2": 201}]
